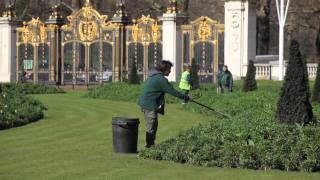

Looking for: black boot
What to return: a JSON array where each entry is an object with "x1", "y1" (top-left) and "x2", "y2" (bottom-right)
[{"x1": 145, "y1": 132, "x2": 155, "y2": 148}]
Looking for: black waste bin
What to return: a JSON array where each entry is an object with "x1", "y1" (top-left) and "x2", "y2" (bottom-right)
[{"x1": 112, "y1": 117, "x2": 140, "y2": 153}]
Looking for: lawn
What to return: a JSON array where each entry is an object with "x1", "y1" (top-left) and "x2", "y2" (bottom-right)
[{"x1": 0, "y1": 90, "x2": 319, "y2": 179}]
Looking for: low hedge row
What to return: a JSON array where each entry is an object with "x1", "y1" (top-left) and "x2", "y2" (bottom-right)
[
  {"x1": 0, "y1": 83, "x2": 55, "y2": 130},
  {"x1": 139, "y1": 118, "x2": 320, "y2": 172},
  {"x1": 0, "y1": 91, "x2": 46, "y2": 130},
  {"x1": 85, "y1": 82, "x2": 182, "y2": 104},
  {"x1": 139, "y1": 81, "x2": 320, "y2": 172},
  {"x1": 85, "y1": 81, "x2": 320, "y2": 171},
  {"x1": 0, "y1": 83, "x2": 64, "y2": 95}
]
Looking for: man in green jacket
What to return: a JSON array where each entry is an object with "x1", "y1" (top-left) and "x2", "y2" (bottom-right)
[
  {"x1": 218, "y1": 65, "x2": 233, "y2": 93},
  {"x1": 138, "y1": 60, "x2": 190, "y2": 148},
  {"x1": 179, "y1": 63, "x2": 192, "y2": 104}
]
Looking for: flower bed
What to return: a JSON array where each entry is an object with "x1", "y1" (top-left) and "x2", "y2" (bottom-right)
[
  {"x1": 0, "y1": 91, "x2": 46, "y2": 130},
  {"x1": 139, "y1": 81, "x2": 320, "y2": 172}
]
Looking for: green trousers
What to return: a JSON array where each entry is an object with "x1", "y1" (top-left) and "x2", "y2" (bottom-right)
[{"x1": 142, "y1": 109, "x2": 158, "y2": 147}]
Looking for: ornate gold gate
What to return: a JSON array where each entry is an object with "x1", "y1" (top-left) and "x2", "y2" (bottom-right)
[
  {"x1": 181, "y1": 16, "x2": 224, "y2": 83},
  {"x1": 16, "y1": 18, "x2": 51, "y2": 83},
  {"x1": 126, "y1": 15, "x2": 162, "y2": 80},
  {"x1": 61, "y1": 1, "x2": 115, "y2": 85}
]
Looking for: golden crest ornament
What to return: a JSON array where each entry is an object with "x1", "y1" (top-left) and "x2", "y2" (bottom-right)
[{"x1": 78, "y1": 20, "x2": 97, "y2": 42}]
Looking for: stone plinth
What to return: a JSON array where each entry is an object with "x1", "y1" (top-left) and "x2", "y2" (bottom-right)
[
  {"x1": 224, "y1": 0, "x2": 256, "y2": 79},
  {"x1": 0, "y1": 17, "x2": 17, "y2": 83},
  {"x1": 159, "y1": 13, "x2": 186, "y2": 82}
]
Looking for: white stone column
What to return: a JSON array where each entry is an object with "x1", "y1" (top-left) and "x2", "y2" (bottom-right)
[
  {"x1": 0, "y1": 17, "x2": 17, "y2": 83},
  {"x1": 160, "y1": 13, "x2": 183, "y2": 82},
  {"x1": 224, "y1": 0, "x2": 256, "y2": 79}
]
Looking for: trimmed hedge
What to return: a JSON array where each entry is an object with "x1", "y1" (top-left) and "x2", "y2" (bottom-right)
[
  {"x1": 0, "y1": 83, "x2": 55, "y2": 130},
  {"x1": 0, "y1": 91, "x2": 46, "y2": 130},
  {"x1": 85, "y1": 82, "x2": 189, "y2": 104},
  {"x1": 86, "y1": 81, "x2": 320, "y2": 171},
  {"x1": 139, "y1": 81, "x2": 320, "y2": 172},
  {"x1": 0, "y1": 83, "x2": 64, "y2": 95}
]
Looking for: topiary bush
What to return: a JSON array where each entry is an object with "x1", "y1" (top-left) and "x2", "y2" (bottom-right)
[
  {"x1": 243, "y1": 60, "x2": 257, "y2": 92},
  {"x1": 128, "y1": 61, "x2": 140, "y2": 84},
  {"x1": 312, "y1": 61, "x2": 320, "y2": 103},
  {"x1": 190, "y1": 58, "x2": 200, "y2": 89},
  {"x1": 276, "y1": 40, "x2": 314, "y2": 124}
]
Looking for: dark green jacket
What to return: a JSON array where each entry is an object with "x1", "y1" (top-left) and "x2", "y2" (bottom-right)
[
  {"x1": 138, "y1": 70, "x2": 187, "y2": 115},
  {"x1": 218, "y1": 70, "x2": 233, "y2": 91}
]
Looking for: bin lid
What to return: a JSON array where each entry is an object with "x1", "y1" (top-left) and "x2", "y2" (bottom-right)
[{"x1": 112, "y1": 117, "x2": 140, "y2": 126}]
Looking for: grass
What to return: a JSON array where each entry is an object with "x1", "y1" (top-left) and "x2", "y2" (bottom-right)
[{"x1": 0, "y1": 90, "x2": 319, "y2": 179}]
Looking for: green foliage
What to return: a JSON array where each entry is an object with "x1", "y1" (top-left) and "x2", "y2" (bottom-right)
[
  {"x1": 0, "y1": 83, "x2": 64, "y2": 95},
  {"x1": 0, "y1": 91, "x2": 46, "y2": 130},
  {"x1": 85, "y1": 82, "x2": 189, "y2": 104},
  {"x1": 190, "y1": 58, "x2": 200, "y2": 89},
  {"x1": 276, "y1": 40, "x2": 314, "y2": 124},
  {"x1": 139, "y1": 80, "x2": 320, "y2": 172},
  {"x1": 312, "y1": 61, "x2": 320, "y2": 103},
  {"x1": 128, "y1": 61, "x2": 140, "y2": 84},
  {"x1": 0, "y1": 83, "x2": 54, "y2": 130},
  {"x1": 243, "y1": 60, "x2": 257, "y2": 92}
]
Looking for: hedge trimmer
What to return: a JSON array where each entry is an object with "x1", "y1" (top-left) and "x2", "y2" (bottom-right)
[{"x1": 190, "y1": 99, "x2": 231, "y2": 119}]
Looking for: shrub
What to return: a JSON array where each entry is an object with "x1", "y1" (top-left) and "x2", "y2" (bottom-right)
[
  {"x1": 190, "y1": 58, "x2": 200, "y2": 89},
  {"x1": 276, "y1": 40, "x2": 314, "y2": 124},
  {"x1": 243, "y1": 60, "x2": 257, "y2": 92},
  {"x1": 0, "y1": 91, "x2": 46, "y2": 130},
  {"x1": 0, "y1": 83, "x2": 64, "y2": 95},
  {"x1": 139, "y1": 82, "x2": 320, "y2": 172},
  {"x1": 128, "y1": 61, "x2": 140, "y2": 84},
  {"x1": 312, "y1": 61, "x2": 320, "y2": 103},
  {"x1": 85, "y1": 82, "x2": 191, "y2": 104}
]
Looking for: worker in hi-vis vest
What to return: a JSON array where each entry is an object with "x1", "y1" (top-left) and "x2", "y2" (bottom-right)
[{"x1": 179, "y1": 63, "x2": 193, "y2": 104}]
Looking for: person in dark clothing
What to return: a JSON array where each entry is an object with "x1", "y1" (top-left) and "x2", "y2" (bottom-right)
[
  {"x1": 218, "y1": 65, "x2": 233, "y2": 93},
  {"x1": 138, "y1": 60, "x2": 190, "y2": 148}
]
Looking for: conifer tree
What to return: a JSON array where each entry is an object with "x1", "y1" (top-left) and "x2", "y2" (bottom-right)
[
  {"x1": 128, "y1": 61, "x2": 140, "y2": 84},
  {"x1": 276, "y1": 40, "x2": 313, "y2": 124},
  {"x1": 190, "y1": 58, "x2": 200, "y2": 89},
  {"x1": 243, "y1": 60, "x2": 257, "y2": 92}
]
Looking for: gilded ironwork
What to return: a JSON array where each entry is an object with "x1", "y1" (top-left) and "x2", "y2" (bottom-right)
[
  {"x1": 78, "y1": 20, "x2": 98, "y2": 42},
  {"x1": 60, "y1": 0, "x2": 116, "y2": 85},
  {"x1": 2, "y1": 4, "x2": 16, "y2": 17},
  {"x1": 166, "y1": 0, "x2": 177, "y2": 14},
  {"x1": 61, "y1": 1, "x2": 109, "y2": 42},
  {"x1": 126, "y1": 15, "x2": 162, "y2": 80},
  {"x1": 180, "y1": 16, "x2": 224, "y2": 83},
  {"x1": 132, "y1": 20, "x2": 140, "y2": 42},
  {"x1": 129, "y1": 15, "x2": 159, "y2": 43},
  {"x1": 18, "y1": 18, "x2": 47, "y2": 44},
  {"x1": 151, "y1": 21, "x2": 160, "y2": 43},
  {"x1": 198, "y1": 18, "x2": 212, "y2": 41}
]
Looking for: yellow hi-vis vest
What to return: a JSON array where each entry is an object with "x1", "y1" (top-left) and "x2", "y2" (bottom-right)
[{"x1": 179, "y1": 71, "x2": 191, "y2": 90}]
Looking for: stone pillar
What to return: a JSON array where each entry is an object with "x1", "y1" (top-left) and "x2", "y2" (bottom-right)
[
  {"x1": 160, "y1": 12, "x2": 186, "y2": 82},
  {"x1": 0, "y1": 16, "x2": 18, "y2": 83},
  {"x1": 224, "y1": 0, "x2": 256, "y2": 79}
]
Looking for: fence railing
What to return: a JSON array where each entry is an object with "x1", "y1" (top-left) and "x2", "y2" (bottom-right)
[{"x1": 254, "y1": 63, "x2": 318, "y2": 80}]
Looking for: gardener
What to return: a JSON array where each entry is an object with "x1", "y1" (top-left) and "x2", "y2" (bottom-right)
[
  {"x1": 179, "y1": 63, "x2": 193, "y2": 104},
  {"x1": 138, "y1": 60, "x2": 190, "y2": 148},
  {"x1": 218, "y1": 65, "x2": 233, "y2": 93}
]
